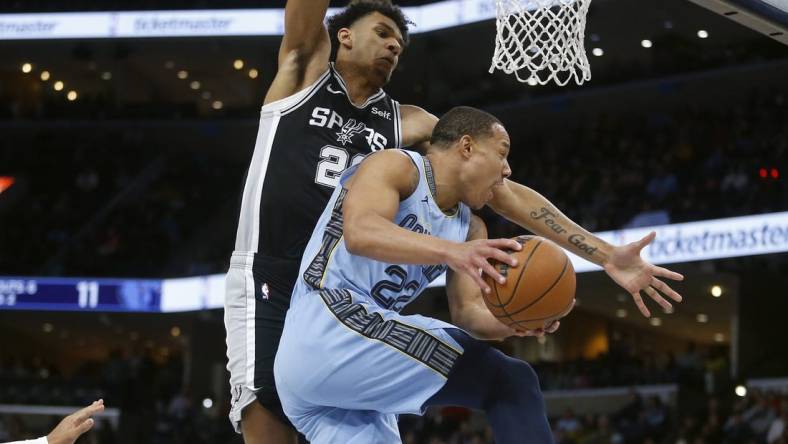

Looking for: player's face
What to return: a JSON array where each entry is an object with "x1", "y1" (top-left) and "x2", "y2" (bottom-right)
[
  {"x1": 348, "y1": 12, "x2": 404, "y2": 84},
  {"x1": 463, "y1": 124, "x2": 512, "y2": 209}
]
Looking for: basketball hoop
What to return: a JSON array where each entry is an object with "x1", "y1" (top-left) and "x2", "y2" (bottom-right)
[{"x1": 489, "y1": 0, "x2": 592, "y2": 86}]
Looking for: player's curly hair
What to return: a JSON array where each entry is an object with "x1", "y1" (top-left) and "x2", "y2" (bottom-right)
[
  {"x1": 430, "y1": 107, "x2": 504, "y2": 148},
  {"x1": 327, "y1": 0, "x2": 412, "y2": 61}
]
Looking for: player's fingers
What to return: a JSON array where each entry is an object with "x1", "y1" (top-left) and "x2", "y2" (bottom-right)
[
  {"x1": 545, "y1": 320, "x2": 561, "y2": 333},
  {"x1": 634, "y1": 231, "x2": 657, "y2": 250},
  {"x1": 466, "y1": 266, "x2": 491, "y2": 293},
  {"x1": 631, "y1": 292, "x2": 651, "y2": 317},
  {"x1": 74, "y1": 418, "x2": 95, "y2": 436},
  {"x1": 653, "y1": 266, "x2": 684, "y2": 281},
  {"x1": 71, "y1": 400, "x2": 104, "y2": 423},
  {"x1": 651, "y1": 277, "x2": 683, "y2": 302},
  {"x1": 479, "y1": 260, "x2": 506, "y2": 285},
  {"x1": 484, "y1": 247, "x2": 518, "y2": 267},
  {"x1": 487, "y1": 238, "x2": 523, "y2": 252},
  {"x1": 645, "y1": 286, "x2": 673, "y2": 313}
]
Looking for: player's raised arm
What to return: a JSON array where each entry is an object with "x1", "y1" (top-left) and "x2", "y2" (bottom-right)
[
  {"x1": 488, "y1": 179, "x2": 684, "y2": 317},
  {"x1": 343, "y1": 151, "x2": 520, "y2": 293},
  {"x1": 265, "y1": 0, "x2": 331, "y2": 104}
]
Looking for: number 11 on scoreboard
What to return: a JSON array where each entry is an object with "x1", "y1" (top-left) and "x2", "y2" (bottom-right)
[{"x1": 77, "y1": 281, "x2": 99, "y2": 308}]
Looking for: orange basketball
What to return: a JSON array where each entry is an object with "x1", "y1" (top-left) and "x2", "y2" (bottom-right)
[{"x1": 483, "y1": 235, "x2": 576, "y2": 331}]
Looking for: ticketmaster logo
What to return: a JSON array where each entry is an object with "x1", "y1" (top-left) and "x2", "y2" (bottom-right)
[
  {"x1": 0, "y1": 21, "x2": 57, "y2": 35},
  {"x1": 646, "y1": 220, "x2": 788, "y2": 261},
  {"x1": 134, "y1": 17, "x2": 232, "y2": 33}
]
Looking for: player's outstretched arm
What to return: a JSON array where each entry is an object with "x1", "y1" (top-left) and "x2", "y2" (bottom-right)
[
  {"x1": 446, "y1": 215, "x2": 561, "y2": 340},
  {"x1": 488, "y1": 180, "x2": 684, "y2": 317},
  {"x1": 264, "y1": 0, "x2": 331, "y2": 105},
  {"x1": 343, "y1": 151, "x2": 520, "y2": 292}
]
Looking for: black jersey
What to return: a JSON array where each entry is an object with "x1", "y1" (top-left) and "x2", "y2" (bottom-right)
[{"x1": 234, "y1": 64, "x2": 402, "y2": 293}]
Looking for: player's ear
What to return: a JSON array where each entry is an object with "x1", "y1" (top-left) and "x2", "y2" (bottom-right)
[
  {"x1": 338, "y1": 28, "x2": 353, "y2": 50},
  {"x1": 459, "y1": 135, "x2": 473, "y2": 159}
]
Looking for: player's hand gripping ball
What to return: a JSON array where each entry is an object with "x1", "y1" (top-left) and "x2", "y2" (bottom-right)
[{"x1": 483, "y1": 236, "x2": 576, "y2": 331}]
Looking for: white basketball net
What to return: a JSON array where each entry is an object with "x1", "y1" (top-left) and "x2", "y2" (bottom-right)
[{"x1": 489, "y1": 0, "x2": 592, "y2": 86}]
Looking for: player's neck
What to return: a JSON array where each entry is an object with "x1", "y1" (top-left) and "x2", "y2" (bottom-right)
[
  {"x1": 334, "y1": 62, "x2": 382, "y2": 106},
  {"x1": 425, "y1": 152, "x2": 462, "y2": 212}
]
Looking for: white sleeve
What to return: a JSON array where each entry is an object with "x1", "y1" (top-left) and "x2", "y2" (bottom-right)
[{"x1": 3, "y1": 437, "x2": 48, "y2": 444}]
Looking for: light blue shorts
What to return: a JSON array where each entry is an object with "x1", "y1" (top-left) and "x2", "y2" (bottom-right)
[{"x1": 274, "y1": 288, "x2": 465, "y2": 443}]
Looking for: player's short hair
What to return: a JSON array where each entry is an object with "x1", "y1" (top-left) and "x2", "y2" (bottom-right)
[
  {"x1": 430, "y1": 106, "x2": 504, "y2": 148},
  {"x1": 327, "y1": 0, "x2": 411, "y2": 61}
]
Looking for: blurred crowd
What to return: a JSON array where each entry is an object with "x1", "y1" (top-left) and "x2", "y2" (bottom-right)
[
  {"x1": 0, "y1": 340, "x2": 752, "y2": 444},
  {"x1": 397, "y1": 388, "x2": 788, "y2": 444},
  {"x1": 0, "y1": 349, "x2": 238, "y2": 444}
]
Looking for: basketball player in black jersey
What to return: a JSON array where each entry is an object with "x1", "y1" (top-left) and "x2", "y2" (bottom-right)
[{"x1": 225, "y1": 1, "x2": 685, "y2": 443}]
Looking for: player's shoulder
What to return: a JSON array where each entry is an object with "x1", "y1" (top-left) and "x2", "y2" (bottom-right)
[
  {"x1": 364, "y1": 149, "x2": 419, "y2": 171},
  {"x1": 356, "y1": 150, "x2": 420, "y2": 194}
]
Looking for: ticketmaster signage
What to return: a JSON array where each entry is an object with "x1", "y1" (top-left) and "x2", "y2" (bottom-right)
[
  {"x1": 568, "y1": 211, "x2": 788, "y2": 273},
  {"x1": 0, "y1": 0, "x2": 498, "y2": 40}
]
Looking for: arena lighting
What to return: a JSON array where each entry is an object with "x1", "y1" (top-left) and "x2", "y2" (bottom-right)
[
  {"x1": 212, "y1": 100, "x2": 223, "y2": 110},
  {"x1": 711, "y1": 285, "x2": 722, "y2": 297},
  {"x1": 760, "y1": 168, "x2": 768, "y2": 178},
  {"x1": 591, "y1": 47, "x2": 604, "y2": 56},
  {"x1": 650, "y1": 317, "x2": 662, "y2": 326},
  {"x1": 189, "y1": 80, "x2": 200, "y2": 90},
  {"x1": 771, "y1": 168, "x2": 780, "y2": 179},
  {"x1": 40, "y1": 70, "x2": 50, "y2": 81},
  {"x1": 696, "y1": 313, "x2": 708, "y2": 323},
  {"x1": 177, "y1": 70, "x2": 188, "y2": 79},
  {"x1": 233, "y1": 59, "x2": 244, "y2": 70},
  {"x1": 101, "y1": 71, "x2": 112, "y2": 80},
  {"x1": 202, "y1": 398, "x2": 213, "y2": 409},
  {"x1": 615, "y1": 308, "x2": 627, "y2": 318},
  {"x1": 164, "y1": 61, "x2": 175, "y2": 69},
  {"x1": 42, "y1": 323, "x2": 53, "y2": 333},
  {"x1": 248, "y1": 68, "x2": 258, "y2": 79},
  {"x1": 21, "y1": 62, "x2": 32, "y2": 73},
  {"x1": 641, "y1": 39, "x2": 653, "y2": 48},
  {"x1": 735, "y1": 385, "x2": 747, "y2": 397},
  {"x1": 53, "y1": 80, "x2": 63, "y2": 91},
  {"x1": 0, "y1": 176, "x2": 15, "y2": 194},
  {"x1": 170, "y1": 326, "x2": 181, "y2": 337},
  {"x1": 66, "y1": 90, "x2": 77, "y2": 101},
  {"x1": 697, "y1": 29, "x2": 709, "y2": 38},
  {"x1": 714, "y1": 333, "x2": 725, "y2": 342}
]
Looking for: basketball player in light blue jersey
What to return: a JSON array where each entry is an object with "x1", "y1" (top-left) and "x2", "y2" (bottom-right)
[{"x1": 275, "y1": 106, "x2": 685, "y2": 443}]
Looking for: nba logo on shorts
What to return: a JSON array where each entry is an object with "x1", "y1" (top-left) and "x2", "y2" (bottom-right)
[{"x1": 261, "y1": 283, "x2": 270, "y2": 300}]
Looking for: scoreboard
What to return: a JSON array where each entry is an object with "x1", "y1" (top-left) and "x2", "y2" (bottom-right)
[{"x1": 0, "y1": 277, "x2": 161, "y2": 312}]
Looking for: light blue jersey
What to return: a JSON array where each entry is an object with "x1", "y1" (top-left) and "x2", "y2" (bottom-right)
[
  {"x1": 275, "y1": 150, "x2": 473, "y2": 443},
  {"x1": 295, "y1": 149, "x2": 470, "y2": 309}
]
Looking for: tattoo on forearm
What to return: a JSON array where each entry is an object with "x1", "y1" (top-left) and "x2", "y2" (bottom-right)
[
  {"x1": 568, "y1": 233, "x2": 598, "y2": 255},
  {"x1": 530, "y1": 207, "x2": 598, "y2": 256},
  {"x1": 530, "y1": 207, "x2": 567, "y2": 234}
]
